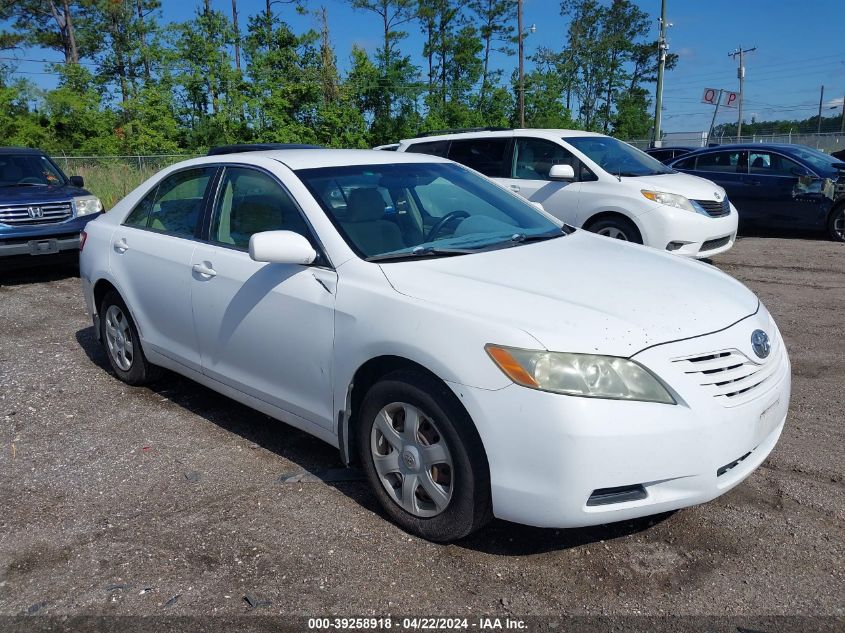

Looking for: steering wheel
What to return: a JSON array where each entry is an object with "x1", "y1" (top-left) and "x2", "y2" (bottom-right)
[
  {"x1": 426, "y1": 210, "x2": 470, "y2": 242},
  {"x1": 17, "y1": 177, "x2": 43, "y2": 185}
]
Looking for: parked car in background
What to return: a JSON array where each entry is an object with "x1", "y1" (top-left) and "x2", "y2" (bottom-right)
[
  {"x1": 645, "y1": 146, "x2": 696, "y2": 164},
  {"x1": 397, "y1": 129, "x2": 738, "y2": 258},
  {"x1": 669, "y1": 144, "x2": 845, "y2": 241},
  {"x1": 0, "y1": 147, "x2": 103, "y2": 263},
  {"x1": 80, "y1": 147, "x2": 790, "y2": 541}
]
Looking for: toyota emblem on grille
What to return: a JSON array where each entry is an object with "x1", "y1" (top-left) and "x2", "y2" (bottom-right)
[
  {"x1": 714, "y1": 192, "x2": 722, "y2": 201},
  {"x1": 751, "y1": 330, "x2": 771, "y2": 359},
  {"x1": 27, "y1": 205, "x2": 44, "y2": 219}
]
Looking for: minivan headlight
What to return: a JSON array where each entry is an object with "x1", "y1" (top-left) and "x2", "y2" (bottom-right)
[
  {"x1": 486, "y1": 345, "x2": 675, "y2": 404},
  {"x1": 641, "y1": 190, "x2": 698, "y2": 214},
  {"x1": 73, "y1": 195, "x2": 103, "y2": 216}
]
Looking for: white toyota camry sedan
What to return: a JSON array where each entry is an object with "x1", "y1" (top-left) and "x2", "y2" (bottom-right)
[{"x1": 79, "y1": 148, "x2": 791, "y2": 541}]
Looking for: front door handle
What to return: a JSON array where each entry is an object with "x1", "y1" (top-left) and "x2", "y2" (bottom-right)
[
  {"x1": 113, "y1": 238, "x2": 128, "y2": 253},
  {"x1": 192, "y1": 262, "x2": 217, "y2": 278},
  {"x1": 509, "y1": 184, "x2": 521, "y2": 192}
]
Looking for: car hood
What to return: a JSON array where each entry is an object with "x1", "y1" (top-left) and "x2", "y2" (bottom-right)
[
  {"x1": 379, "y1": 232, "x2": 758, "y2": 357},
  {"x1": 0, "y1": 184, "x2": 89, "y2": 203},
  {"x1": 628, "y1": 172, "x2": 726, "y2": 201}
]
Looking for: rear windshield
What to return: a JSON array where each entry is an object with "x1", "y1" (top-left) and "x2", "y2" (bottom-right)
[{"x1": 0, "y1": 154, "x2": 66, "y2": 187}]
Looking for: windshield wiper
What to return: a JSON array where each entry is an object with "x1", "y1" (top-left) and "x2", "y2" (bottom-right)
[{"x1": 367, "y1": 246, "x2": 475, "y2": 262}]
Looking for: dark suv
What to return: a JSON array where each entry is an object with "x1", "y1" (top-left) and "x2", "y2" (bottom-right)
[{"x1": 0, "y1": 147, "x2": 103, "y2": 263}]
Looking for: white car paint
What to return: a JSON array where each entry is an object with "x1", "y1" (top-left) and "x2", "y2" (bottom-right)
[
  {"x1": 80, "y1": 149, "x2": 789, "y2": 531},
  {"x1": 397, "y1": 129, "x2": 739, "y2": 258}
]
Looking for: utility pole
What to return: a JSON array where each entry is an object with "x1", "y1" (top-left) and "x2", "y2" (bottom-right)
[
  {"x1": 728, "y1": 45, "x2": 756, "y2": 138},
  {"x1": 841, "y1": 93, "x2": 844, "y2": 134},
  {"x1": 652, "y1": 0, "x2": 668, "y2": 147},
  {"x1": 232, "y1": 0, "x2": 241, "y2": 72},
  {"x1": 517, "y1": 0, "x2": 525, "y2": 128}
]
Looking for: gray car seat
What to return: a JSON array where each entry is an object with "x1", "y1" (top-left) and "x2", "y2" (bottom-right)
[{"x1": 340, "y1": 188, "x2": 405, "y2": 255}]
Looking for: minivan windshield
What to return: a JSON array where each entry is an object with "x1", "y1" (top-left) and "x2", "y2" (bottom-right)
[
  {"x1": 563, "y1": 136, "x2": 674, "y2": 177},
  {"x1": 0, "y1": 153, "x2": 67, "y2": 187},
  {"x1": 297, "y1": 162, "x2": 566, "y2": 261}
]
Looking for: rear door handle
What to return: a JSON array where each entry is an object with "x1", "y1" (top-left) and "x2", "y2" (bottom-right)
[
  {"x1": 113, "y1": 238, "x2": 128, "y2": 253},
  {"x1": 509, "y1": 184, "x2": 521, "y2": 192},
  {"x1": 192, "y1": 262, "x2": 217, "y2": 278}
]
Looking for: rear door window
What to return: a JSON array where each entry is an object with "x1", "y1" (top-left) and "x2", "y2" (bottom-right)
[
  {"x1": 694, "y1": 151, "x2": 748, "y2": 174},
  {"x1": 447, "y1": 138, "x2": 510, "y2": 177},
  {"x1": 124, "y1": 167, "x2": 215, "y2": 238}
]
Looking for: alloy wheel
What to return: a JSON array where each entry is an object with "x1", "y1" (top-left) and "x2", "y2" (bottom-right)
[
  {"x1": 597, "y1": 226, "x2": 629, "y2": 241},
  {"x1": 833, "y1": 208, "x2": 845, "y2": 241},
  {"x1": 370, "y1": 402, "x2": 454, "y2": 518}
]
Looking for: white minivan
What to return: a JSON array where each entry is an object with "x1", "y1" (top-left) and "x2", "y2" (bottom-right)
[{"x1": 397, "y1": 129, "x2": 739, "y2": 258}]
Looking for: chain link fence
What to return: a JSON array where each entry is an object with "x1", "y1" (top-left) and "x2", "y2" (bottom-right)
[
  {"x1": 629, "y1": 132, "x2": 844, "y2": 153},
  {"x1": 51, "y1": 135, "x2": 845, "y2": 209},
  {"x1": 52, "y1": 154, "x2": 200, "y2": 209}
]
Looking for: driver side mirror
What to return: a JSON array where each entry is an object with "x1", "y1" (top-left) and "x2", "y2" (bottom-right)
[
  {"x1": 249, "y1": 230, "x2": 317, "y2": 265},
  {"x1": 69, "y1": 175, "x2": 84, "y2": 187},
  {"x1": 548, "y1": 164, "x2": 575, "y2": 181}
]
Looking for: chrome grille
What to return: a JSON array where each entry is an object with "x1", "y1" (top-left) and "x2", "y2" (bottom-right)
[
  {"x1": 693, "y1": 198, "x2": 730, "y2": 217},
  {"x1": 671, "y1": 332, "x2": 785, "y2": 407},
  {"x1": 0, "y1": 202, "x2": 73, "y2": 225}
]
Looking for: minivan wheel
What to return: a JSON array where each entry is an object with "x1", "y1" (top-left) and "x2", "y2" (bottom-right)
[
  {"x1": 828, "y1": 204, "x2": 845, "y2": 242},
  {"x1": 357, "y1": 370, "x2": 492, "y2": 542},
  {"x1": 586, "y1": 216, "x2": 643, "y2": 244},
  {"x1": 99, "y1": 290, "x2": 160, "y2": 385}
]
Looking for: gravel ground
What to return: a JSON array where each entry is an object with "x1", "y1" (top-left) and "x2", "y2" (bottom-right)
[{"x1": 0, "y1": 236, "x2": 842, "y2": 629}]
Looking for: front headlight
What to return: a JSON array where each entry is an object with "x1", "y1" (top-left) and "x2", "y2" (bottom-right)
[
  {"x1": 486, "y1": 345, "x2": 676, "y2": 404},
  {"x1": 73, "y1": 195, "x2": 103, "y2": 216},
  {"x1": 641, "y1": 190, "x2": 702, "y2": 214}
]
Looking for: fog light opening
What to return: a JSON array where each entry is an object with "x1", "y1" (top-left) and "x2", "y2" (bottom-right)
[
  {"x1": 586, "y1": 484, "x2": 648, "y2": 506},
  {"x1": 666, "y1": 241, "x2": 687, "y2": 252}
]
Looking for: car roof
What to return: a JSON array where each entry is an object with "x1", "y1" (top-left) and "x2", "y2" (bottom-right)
[
  {"x1": 681, "y1": 143, "x2": 813, "y2": 154},
  {"x1": 0, "y1": 147, "x2": 48, "y2": 156},
  {"x1": 190, "y1": 148, "x2": 453, "y2": 170},
  {"x1": 400, "y1": 128, "x2": 608, "y2": 144}
]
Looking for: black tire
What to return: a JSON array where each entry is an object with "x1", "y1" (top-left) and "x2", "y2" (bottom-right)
[
  {"x1": 357, "y1": 369, "x2": 492, "y2": 542},
  {"x1": 828, "y1": 203, "x2": 845, "y2": 242},
  {"x1": 585, "y1": 215, "x2": 643, "y2": 244},
  {"x1": 99, "y1": 290, "x2": 160, "y2": 385}
]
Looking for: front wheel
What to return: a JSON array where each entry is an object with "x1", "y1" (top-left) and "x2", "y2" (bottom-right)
[
  {"x1": 828, "y1": 204, "x2": 845, "y2": 242},
  {"x1": 585, "y1": 215, "x2": 643, "y2": 244},
  {"x1": 357, "y1": 370, "x2": 492, "y2": 542}
]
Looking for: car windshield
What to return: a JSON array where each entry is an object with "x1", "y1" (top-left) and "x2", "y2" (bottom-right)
[
  {"x1": 296, "y1": 162, "x2": 566, "y2": 260},
  {"x1": 0, "y1": 154, "x2": 66, "y2": 187},
  {"x1": 563, "y1": 136, "x2": 674, "y2": 176},
  {"x1": 788, "y1": 146, "x2": 842, "y2": 174}
]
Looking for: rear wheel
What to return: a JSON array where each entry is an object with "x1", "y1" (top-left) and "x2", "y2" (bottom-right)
[
  {"x1": 99, "y1": 291, "x2": 160, "y2": 385},
  {"x1": 828, "y1": 204, "x2": 845, "y2": 242},
  {"x1": 585, "y1": 215, "x2": 643, "y2": 244},
  {"x1": 357, "y1": 370, "x2": 492, "y2": 542}
]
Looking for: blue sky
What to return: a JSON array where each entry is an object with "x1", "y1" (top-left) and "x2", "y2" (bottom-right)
[{"x1": 4, "y1": 0, "x2": 844, "y2": 135}]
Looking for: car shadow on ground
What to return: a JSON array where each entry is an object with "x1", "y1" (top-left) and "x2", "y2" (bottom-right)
[
  {"x1": 0, "y1": 257, "x2": 79, "y2": 286},
  {"x1": 75, "y1": 324, "x2": 674, "y2": 554},
  {"x1": 737, "y1": 227, "x2": 829, "y2": 241}
]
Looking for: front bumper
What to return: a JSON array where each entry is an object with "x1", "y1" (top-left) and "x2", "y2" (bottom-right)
[
  {"x1": 0, "y1": 214, "x2": 100, "y2": 257},
  {"x1": 449, "y1": 309, "x2": 790, "y2": 528},
  {"x1": 637, "y1": 203, "x2": 739, "y2": 259}
]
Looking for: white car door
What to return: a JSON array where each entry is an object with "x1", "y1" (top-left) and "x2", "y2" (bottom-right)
[
  {"x1": 109, "y1": 166, "x2": 217, "y2": 373},
  {"x1": 189, "y1": 166, "x2": 337, "y2": 430},
  {"x1": 496, "y1": 137, "x2": 583, "y2": 225}
]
